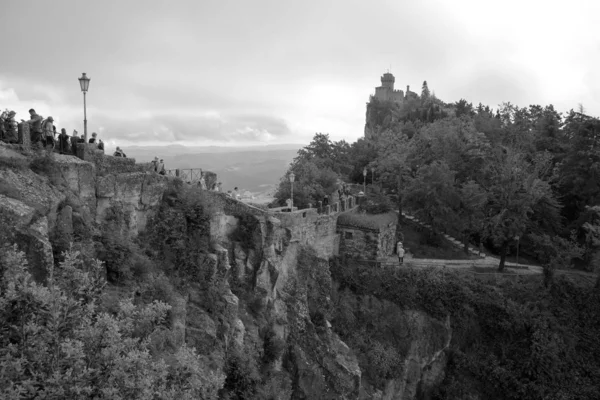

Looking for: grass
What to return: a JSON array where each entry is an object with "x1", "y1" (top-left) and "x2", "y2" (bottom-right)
[{"x1": 337, "y1": 211, "x2": 396, "y2": 230}]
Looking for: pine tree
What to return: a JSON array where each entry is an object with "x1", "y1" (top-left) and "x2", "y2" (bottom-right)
[{"x1": 421, "y1": 81, "x2": 430, "y2": 100}]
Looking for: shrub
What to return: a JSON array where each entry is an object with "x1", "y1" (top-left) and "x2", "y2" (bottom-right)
[
  {"x1": 0, "y1": 245, "x2": 224, "y2": 399},
  {"x1": 221, "y1": 347, "x2": 261, "y2": 399},
  {"x1": 262, "y1": 329, "x2": 286, "y2": 364},
  {"x1": 230, "y1": 213, "x2": 260, "y2": 250},
  {"x1": 359, "y1": 190, "x2": 393, "y2": 214},
  {"x1": 0, "y1": 157, "x2": 28, "y2": 171},
  {"x1": 337, "y1": 211, "x2": 397, "y2": 231},
  {"x1": 29, "y1": 151, "x2": 63, "y2": 186}
]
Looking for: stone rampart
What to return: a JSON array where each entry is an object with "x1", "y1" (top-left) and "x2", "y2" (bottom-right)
[
  {"x1": 77, "y1": 144, "x2": 153, "y2": 175},
  {"x1": 271, "y1": 208, "x2": 339, "y2": 259}
]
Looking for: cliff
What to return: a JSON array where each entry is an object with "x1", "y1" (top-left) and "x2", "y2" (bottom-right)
[{"x1": 0, "y1": 142, "x2": 452, "y2": 399}]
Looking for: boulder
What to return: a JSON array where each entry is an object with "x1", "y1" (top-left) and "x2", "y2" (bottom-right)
[
  {"x1": 0, "y1": 167, "x2": 65, "y2": 232},
  {"x1": 0, "y1": 195, "x2": 53, "y2": 282}
]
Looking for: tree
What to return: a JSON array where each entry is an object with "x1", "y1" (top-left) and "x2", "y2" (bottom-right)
[
  {"x1": 421, "y1": 81, "x2": 430, "y2": 101},
  {"x1": 528, "y1": 232, "x2": 584, "y2": 287},
  {"x1": 0, "y1": 246, "x2": 224, "y2": 399},
  {"x1": 457, "y1": 180, "x2": 488, "y2": 254},
  {"x1": 454, "y1": 99, "x2": 475, "y2": 118},
  {"x1": 403, "y1": 161, "x2": 461, "y2": 240},
  {"x1": 483, "y1": 147, "x2": 561, "y2": 271}
]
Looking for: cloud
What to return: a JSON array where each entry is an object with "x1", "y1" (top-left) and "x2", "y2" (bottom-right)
[{"x1": 92, "y1": 111, "x2": 293, "y2": 146}]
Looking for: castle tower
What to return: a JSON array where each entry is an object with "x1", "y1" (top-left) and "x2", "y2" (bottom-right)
[{"x1": 381, "y1": 72, "x2": 395, "y2": 90}]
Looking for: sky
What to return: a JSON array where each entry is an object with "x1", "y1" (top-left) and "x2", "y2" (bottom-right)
[{"x1": 1, "y1": 0, "x2": 599, "y2": 153}]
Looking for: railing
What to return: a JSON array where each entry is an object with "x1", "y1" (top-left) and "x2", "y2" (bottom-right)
[{"x1": 165, "y1": 168, "x2": 204, "y2": 183}]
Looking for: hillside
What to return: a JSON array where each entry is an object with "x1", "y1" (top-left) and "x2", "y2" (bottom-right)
[{"x1": 1, "y1": 139, "x2": 600, "y2": 399}]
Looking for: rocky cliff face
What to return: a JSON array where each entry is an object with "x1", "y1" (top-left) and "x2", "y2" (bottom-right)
[{"x1": 0, "y1": 143, "x2": 451, "y2": 399}]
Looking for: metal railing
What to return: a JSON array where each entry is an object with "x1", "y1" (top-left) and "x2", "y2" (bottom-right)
[{"x1": 165, "y1": 168, "x2": 204, "y2": 183}]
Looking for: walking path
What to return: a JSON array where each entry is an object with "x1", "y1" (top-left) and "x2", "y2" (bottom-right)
[{"x1": 395, "y1": 211, "x2": 542, "y2": 275}]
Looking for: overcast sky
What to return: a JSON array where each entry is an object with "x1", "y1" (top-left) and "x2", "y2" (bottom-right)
[{"x1": 1, "y1": 0, "x2": 598, "y2": 151}]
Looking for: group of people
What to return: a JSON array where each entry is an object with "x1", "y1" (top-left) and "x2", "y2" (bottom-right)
[
  {"x1": 0, "y1": 108, "x2": 129, "y2": 158},
  {"x1": 150, "y1": 157, "x2": 166, "y2": 174},
  {"x1": 209, "y1": 182, "x2": 242, "y2": 200}
]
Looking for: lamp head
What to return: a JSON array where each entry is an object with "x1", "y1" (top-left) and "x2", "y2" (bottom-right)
[
  {"x1": 289, "y1": 172, "x2": 295, "y2": 183},
  {"x1": 363, "y1": 168, "x2": 367, "y2": 176},
  {"x1": 78, "y1": 73, "x2": 90, "y2": 92}
]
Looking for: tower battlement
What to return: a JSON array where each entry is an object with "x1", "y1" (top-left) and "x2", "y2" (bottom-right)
[{"x1": 373, "y1": 72, "x2": 404, "y2": 104}]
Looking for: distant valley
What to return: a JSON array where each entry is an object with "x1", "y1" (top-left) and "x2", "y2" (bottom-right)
[{"x1": 122, "y1": 144, "x2": 303, "y2": 195}]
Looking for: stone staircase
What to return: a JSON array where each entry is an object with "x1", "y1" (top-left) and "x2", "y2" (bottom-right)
[{"x1": 401, "y1": 212, "x2": 484, "y2": 258}]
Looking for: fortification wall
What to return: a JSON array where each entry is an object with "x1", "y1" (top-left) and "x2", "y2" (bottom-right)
[{"x1": 271, "y1": 208, "x2": 339, "y2": 259}]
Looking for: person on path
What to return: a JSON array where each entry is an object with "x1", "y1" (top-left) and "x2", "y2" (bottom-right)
[
  {"x1": 151, "y1": 157, "x2": 159, "y2": 172},
  {"x1": 397, "y1": 241, "x2": 405, "y2": 265},
  {"x1": 158, "y1": 159, "x2": 166, "y2": 175},
  {"x1": 97, "y1": 139, "x2": 104, "y2": 151},
  {"x1": 232, "y1": 187, "x2": 239, "y2": 200},
  {"x1": 58, "y1": 128, "x2": 70, "y2": 154}
]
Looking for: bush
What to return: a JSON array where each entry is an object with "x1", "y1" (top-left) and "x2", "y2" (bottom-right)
[
  {"x1": 230, "y1": 213, "x2": 260, "y2": 250},
  {"x1": 29, "y1": 151, "x2": 63, "y2": 186},
  {"x1": 262, "y1": 328, "x2": 286, "y2": 364},
  {"x1": 0, "y1": 157, "x2": 29, "y2": 171},
  {"x1": 359, "y1": 190, "x2": 393, "y2": 214},
  {"x1": 330, "y1": 256, "x2": 600, "y2": 399},
  {"x1": 0, "y1": 245, "x2": 224, "y2": 399},
  {"x1": 221, "y1": 347, "x2": 261, "y2": 399}
]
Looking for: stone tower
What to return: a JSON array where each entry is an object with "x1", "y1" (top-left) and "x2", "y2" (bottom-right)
[
  {"x1": 373, "y1": 72, "x2": 404, "y2": 104},
  {"x1": 381, "y1": 72, "x2": 395, "y2": 90}
]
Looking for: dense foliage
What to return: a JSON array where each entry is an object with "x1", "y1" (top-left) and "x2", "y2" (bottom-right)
[
  {"x1": 330, "y1": 257, "x2": 600, "y2": 399},
  {"x1": 276, "y1": 89, "x2": 600, "y2": 275},
  {"x1": 0, "y1": 245, "x2": 223, "y2": 399}
]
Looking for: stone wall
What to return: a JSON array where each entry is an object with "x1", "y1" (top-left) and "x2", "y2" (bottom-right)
[
  {"x1": 337, "y1": 221, "x2": 396, "y2": 263},
  {"x1": 77, "y1": 144, "x2": 153, "y2": 175},
  {"x1": 271, "y1": 208, "x2": 340, "y2": 259},
  {"x1": 96, "y1": 172, "x2": 170, "y2": 235}
]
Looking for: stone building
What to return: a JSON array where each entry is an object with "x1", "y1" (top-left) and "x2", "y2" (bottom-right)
[
  {"x1": 337, "y1": 212, "x2": 397, "y2": 265},
  {"x1": 373, "y1": 72, "x2": 405, "y2": 104}
]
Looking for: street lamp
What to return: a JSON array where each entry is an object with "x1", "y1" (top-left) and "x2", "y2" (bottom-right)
[
  {"x1": 363, "y1": 167, "x2": 367, "y2": 193},
  {"x1": 289, "y1": 172, "x2": 295, "y2": 211},
  {"x1": 514, "y1": 235, "x2": 520, "y2": 266},
  {"x1": 78, "y1": 73, "x2": 91, "y2": 142}
]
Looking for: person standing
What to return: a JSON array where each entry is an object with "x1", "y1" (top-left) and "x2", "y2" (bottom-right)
[
  {"x1": 158, "y1": 159, "x2": 166, "y2": 175},
  {"x1": 397, "y1": 241, "x2": 405, "y2": 265},
  {"x1": 88, "y1": 132, "x2": 98, "y2": 144},
  {"x1": 58, "y1": 128, "x2": 70, "y2": 154},
  {"x1": 43, "y1": 117, "x2": 55, "y2": 149},
  {"x1": 25, "y1": 109, "x2": 43, "y2": 147},
  {"x1": 151, "y1": 157, "x2": 159, "y2": 172},
  {"x1": 70, "y1": 130, "x2": 79, "y2": 155}
]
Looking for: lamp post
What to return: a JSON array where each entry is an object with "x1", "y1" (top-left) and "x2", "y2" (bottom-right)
[
  {"x1": 78, "y1": 73, "x2": 91, "y2": 143},
  {"x1": 289, "y1": 172, "x2": 295, "y2": 211},
  {"x1": 515, "y1": 235, "x2": 520, "y2": 266},
  {"x1": 363, "y1": 167, "x2": 367, "y2": 194}
]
